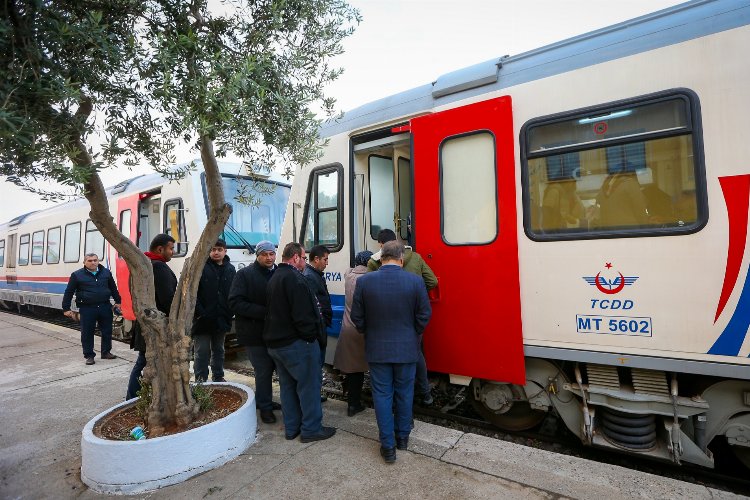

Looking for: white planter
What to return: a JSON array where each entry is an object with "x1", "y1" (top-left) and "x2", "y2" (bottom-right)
[{"x1": 81, "y1": 382, "x2": 256, "y2": 495}]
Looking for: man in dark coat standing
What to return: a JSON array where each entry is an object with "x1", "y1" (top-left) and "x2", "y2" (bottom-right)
[
  {"x1": 302, "y1": 244, "x2": 331, "y2": 401},
  {"x1": 126, "y1": 234, "x2": 177, "y2": 400},
  {"x1": 193, "y1": 239, "x2": 236, "y2": 383},
  {"x1": 62, "y1": 253, "x2": 122, "y2": 365},
  {"x1": 264, "y1": 242, "x2": 335, "y2": 442},
  {"x1": 228, "y1": 240, "x2": 281, "y2": 423},
  {"x1": 351, "y1": 241, "x2": 432, "y2": 463}
]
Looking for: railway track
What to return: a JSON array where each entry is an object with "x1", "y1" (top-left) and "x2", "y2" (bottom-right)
[{"x1": 6, "y1": 308, "x2": 750, "y2": 495}]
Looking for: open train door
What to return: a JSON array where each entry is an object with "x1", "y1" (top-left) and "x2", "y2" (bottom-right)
[{"x1": 410, "y1": 96, "x2": 524, "y2": 384}]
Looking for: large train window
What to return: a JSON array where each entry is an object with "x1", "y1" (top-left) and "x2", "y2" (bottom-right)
[
  {"x1": 18, "y1": 234, "x2": 30, "y2": 266},
  {"x1": 521, "y1": 90, "x2": 706, "y2": 240},
  {"x1": 369, "y1": 155, "x2": 395, "y2": 239},
  {"x1": 46, "y1": 227, "x2": 61, "y2": 264},
  {"x1": 163, "y1": 199, "x2": 187, "y2": 257},
  {"x1": 31, "y1": 231, "x2": 44, "y2": 265},
  {"x1": 85, "y1": 220, "x2": 106, "y2": 260},
  {"x1": 64, "y1": 222, "x2": 81, "y2": 263},
  {"x1": 301, "y1": 164, "x2": 343, "y2": 251},
  {"x1": 0, "y1": 239, "x2": 5, "y2": 267}
]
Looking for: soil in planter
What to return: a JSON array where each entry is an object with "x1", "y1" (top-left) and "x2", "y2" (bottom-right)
[{"x1": 94, "y1": 387, "x2": 246, "y2": 441}]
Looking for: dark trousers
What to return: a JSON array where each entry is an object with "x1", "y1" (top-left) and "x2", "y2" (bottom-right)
[
  {"x1": 79, "y1": 304, "x2": 113, "y2": 359},
  {"x1": 193, "y1": 331, "x2": 226, "y2": 382},
  {"x1": 345, "y1": 372, "x2": 365, "y2": 408},
  {"x1": 245, "y1": 345, "x2": 276, "y2": 411},
  {"x1": 268, "y1": 339, "x2": 322, "y2": 438},
  {"x1": 415, "y1": 349, "x2": 430, "y2": 397},
  {"x1": 369, "y1": 362, "x2": 416, "y2": 449},
  {"x1": 126, "y1": 351, "x2": 147, "y2": 400}
]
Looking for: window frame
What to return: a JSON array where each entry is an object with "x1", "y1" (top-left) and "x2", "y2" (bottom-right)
[
  {"x1": 519, "y1": 88, "x2": 708, "y2": 242},
  {"x1": 163, "y1": 198, "x2": 188, "y2": 257},
  {"x1": 18, "y1": 233, "x2": 30, "y2": 266},
  {"x1": 367, "y1": 154, "x2": 396, "y2": 240},
  {"x1": 0, "y1": 238, "x2": 5, "y2": 267},
  {"x1": 46, "y1": 226, "x2": 61, "y2": 264},
  {"x1": 300, "y1": 163, "x2": 344, "y2": 252},
  {"x1": 84, "y1": 219, "x2": 106, "y2": 261},
  {"x1": 118, "y1": 209, "x2": 132, "y2": 259},
  {"x1": 31, "y1": 230, "x2": 44, "y2": 265},
  {"x1": 63, "y1": 222, "x2": 82, "y2": 263}
]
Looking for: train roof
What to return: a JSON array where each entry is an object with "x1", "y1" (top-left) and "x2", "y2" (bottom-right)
[
  {"x1": 320, "y1": 0, "x2": 750, "y2": 138},
  {"x1": 1, "y1": 160, "x2": 291, "y2": 227}
]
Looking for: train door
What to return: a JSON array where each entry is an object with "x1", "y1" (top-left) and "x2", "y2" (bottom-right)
[
  {"x1": 410, "y1": 96, "x2": 524, "y2": 384},
  {"x1": 116, "y1": 194, "x2": 139, "y2": 321},
  {"x1": 137, "y1": 194, "x2": 161, "y2": 252},
  {"x1": 4, "y1": 233, "x2": 18, "y2": 289}
]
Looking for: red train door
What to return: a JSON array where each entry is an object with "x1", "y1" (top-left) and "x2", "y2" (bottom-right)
[
  {"x1": 116, "y1": 194, "x2": 139, "y2": 321},
  {"x1": 410, "y1": 96, "x2": 524, "y2": 384}
]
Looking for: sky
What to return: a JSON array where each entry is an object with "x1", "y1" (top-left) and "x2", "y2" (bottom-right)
[{"x1": 1, "y1": 0, "x2": 685, "y2": 222}]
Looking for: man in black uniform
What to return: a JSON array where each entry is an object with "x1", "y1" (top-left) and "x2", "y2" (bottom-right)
[
  {"x1": 126, "y1": 234, "x2": 177, "y2": 400},
  {"x1": 193, "y1": 239, "x2": 236, "y2": 383}
]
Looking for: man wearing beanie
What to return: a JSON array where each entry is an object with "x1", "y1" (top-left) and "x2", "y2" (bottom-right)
[
  {"x1": 193, "y1": 239, "x2": 236, "y2": 383},
  {"x1": 229, "y1": 240, "x2": 281, "y2": 423}
]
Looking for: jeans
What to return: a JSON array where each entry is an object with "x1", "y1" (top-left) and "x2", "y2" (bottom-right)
[
  {"x1": 369, "y1": 362, "x2": 416, "y2": 449},
  {"x1": 79, "y1": 304, "x2": 113, "y2": 358},
  {"x1": 193, "y1": 331, "x2": 226, "y2": 381},
  {"x1": 245, "y1": 345, "x2": 276, "y2": 411},
  {"x1": 268, "y1": 339, "x2": 322, "y2": 438},
  {"x1": 126, "y1": 351, "x2": 147, "y2": 400}
]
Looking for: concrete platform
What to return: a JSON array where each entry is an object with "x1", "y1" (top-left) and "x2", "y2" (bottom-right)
[{"x1": 0, "y1": 311, "x2": 744, "y2": 499}]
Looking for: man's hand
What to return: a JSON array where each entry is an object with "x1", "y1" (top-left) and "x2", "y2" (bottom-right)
[{"x1": 63, "y1": 310, "x2": 74, "y2": 318}]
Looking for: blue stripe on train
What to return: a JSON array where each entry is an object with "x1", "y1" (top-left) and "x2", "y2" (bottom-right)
[
  {"x1": 327, "y1": 294, "x2": 344, "y2": 338},
  {"x1": 0, "y1": 281, "x2": 67, "y2": 294}
]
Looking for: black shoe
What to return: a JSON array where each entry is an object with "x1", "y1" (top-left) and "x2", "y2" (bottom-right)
[
  {"x1": 101, "y1": 352, "x2": 117, "y2": 360},
  {"x1": 380, "y1": 446, "x2": 396, "y2": 463},
  {"x1": 271, "y1": 401, "x2": 282, "y2": 410},
  {"x1": 213, "y1": 377, "x2": 226, "y2": 383},
  {"x1": 300, "y1": 426, "x2": 336, "y2": 443},
  {"x1": 347, "y1": 404, "x2": 366, "y2": 417},
  {"x1": 260, "y1": 410, "x2": 276, "y2": 424},
  {"x1": 396, "y1": 437, "x2": 409, "y2": 450},
  {"x1": 320, "y1": 394, "x2": 328, "y2": 402},
  {"x1": 85, "y1": 357, "x2": 95, "y2": 365},
  {"x1": 285, "y1": 430, "x2": 300, "y2": 440}
]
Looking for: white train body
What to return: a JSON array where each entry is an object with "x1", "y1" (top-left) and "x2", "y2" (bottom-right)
[{"x1": 283, "y1": 1, "x2": 750, "y2": 467}]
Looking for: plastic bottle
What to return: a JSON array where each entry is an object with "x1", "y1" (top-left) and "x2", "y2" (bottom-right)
[{"x1": 130, "y1": 426, "x2": 146, "y2": 440}]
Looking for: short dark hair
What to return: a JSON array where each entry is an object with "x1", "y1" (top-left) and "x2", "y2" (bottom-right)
[
  {"x1": 213, "y1": 239, "x2": 227, "y2": 249},
  {"x1": 281, "y1": 242, "x2": 304, "y2": 261},
  {"x1": 381, "y1": 241, "x2": 404, "y2": 262},
  {"x1": 149, "y1": 234, "x2": 176, "y2": 252},
  {"x1": 309, "y1": 245, "x2": 329, "y2": 261},
  {"x1": 377, "y1": 229, "x2": 397, "y2": 244}
]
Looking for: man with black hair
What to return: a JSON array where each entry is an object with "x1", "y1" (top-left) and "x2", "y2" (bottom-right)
[
  {"x1": 126, "y1": 233, "x2": 177, "y2": 400},
  {"x1": 193, "y1": 239, "x2": 236, "y2": 383},
  {"x1": 302, "y1": 244, "x2": 332, "y2": 402}
]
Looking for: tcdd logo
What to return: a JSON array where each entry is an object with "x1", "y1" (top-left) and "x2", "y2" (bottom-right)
[{"x1": 583, "y1": 262, "x2": 638, "y2": 295}]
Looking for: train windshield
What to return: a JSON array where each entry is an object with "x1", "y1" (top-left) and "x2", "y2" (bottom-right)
[{"x1": 216, "y1": 175, "x2": 290, "y2": 248}]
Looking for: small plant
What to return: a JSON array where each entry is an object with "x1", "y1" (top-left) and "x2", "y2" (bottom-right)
[
  {"x1": 192, "y1": 382, "x2": 214, "y2": 412},
  {"x1": 135, "y1": 378, "x2": 152, "y2": 419}
]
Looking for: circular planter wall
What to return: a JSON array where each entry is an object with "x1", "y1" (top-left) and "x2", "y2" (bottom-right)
[{"x1": 81, "y1": 382, "x2": 256, "y2": 495}]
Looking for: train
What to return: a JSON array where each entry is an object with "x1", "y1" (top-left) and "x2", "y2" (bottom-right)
[
  {"x1": 281, "y1": 0, "x2": 750, "y2": 469},
  {"x1": 0, "y1": 161, "x2": 290, "y2": 338}
]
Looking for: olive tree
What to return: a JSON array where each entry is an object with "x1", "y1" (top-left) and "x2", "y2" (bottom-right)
[{"x1": 0, "y1": 0, "x2": 359, "y2": 435}]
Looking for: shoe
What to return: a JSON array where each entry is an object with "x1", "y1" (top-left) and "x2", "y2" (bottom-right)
[
  {"x1": 285, "y1": 430, "x2": 300, "y2": 440},
  {"x1": 300, "y1": 426, "x2": 336, "y2": 443},
  {"x1": 85, "y1": 357, "x2": 95, "y2": 365},
  {"x1": 396, "y1": 437, "x2": 409, "y2": 450},
  {"x1": 213, "y1": 377, "x2": 226, "y2": 383},
  {"x1": 380, "y1": 446, "x2": 397, "y2": 463},
  {"x1": 101, "y1": 352, "x2": 117, "y2": 360},
  {"x1": 260, "y1": 410, "x2": 276, "y2": 424},
  {"x1": 320, "y1": 394, "x2": 328, "y2": 402},
  {"x1": 422, "y1": 393, "x2": 434, "y2": 406},
  {"x1": 271, "y1": 401, "x2": 282, "y2": 410},
  {"x1": 347, "y1": 404, "x2": 366, "y2": 417}
]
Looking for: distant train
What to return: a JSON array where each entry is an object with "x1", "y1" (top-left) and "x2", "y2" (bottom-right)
[
  {"x1": 284, "y1": 0, "x2": 750, "y2": 469},
  {"x1": 0, "y1": 161, "x2": 290, "y2": 338}
]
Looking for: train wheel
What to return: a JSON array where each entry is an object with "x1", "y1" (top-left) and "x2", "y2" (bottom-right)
[{"x1": 470, "y1": 379, "x2": 547, "y2": 431}]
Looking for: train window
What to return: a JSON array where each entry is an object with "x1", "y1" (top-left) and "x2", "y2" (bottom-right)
[
  {"x1": 164, "y1": 199, "x2": 187, "y2": 257},
  {"x1": 46, "y1": 227, "x2": 61, "y2": 264},
  {"x1": 369, "y1": 155, "x2": 395, "y2": 239},
  {"x1": 440, "y1": 132, "x2": 498, "y2": 245},
  {"x1": 118, "y1": 210, "x2": 131, "y2": 259},
  {"x1": 301, "y1": 164, "x2": 343, "y2": 251},
  {"x1": 18, "y1": 234, "x2": 30, "y2": 266},
  {"x1": 31, "y1": 231, "x2": 44, "y2": 265},
  {"x1": 0, "y1": 239, "x2": 4, "y2": 267},
  {"x1": 85, "y1": 220, "x2": 106, "y2": 260},
  {"x1": 64, "y1": 222, "x2": 81, "y2": 263},
  {"x1": 522, "y1": 91, "x2": 706, "y2": 240}
]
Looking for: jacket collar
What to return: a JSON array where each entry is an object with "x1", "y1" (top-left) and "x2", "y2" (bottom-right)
[{"x1": 145, "y1": 251, "x2": 167, "y2": 263}]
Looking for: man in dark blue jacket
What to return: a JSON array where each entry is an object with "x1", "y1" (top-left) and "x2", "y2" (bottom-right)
[
  {"x1": 302, "y1": 244, "x2": 331, "y2": 402},
  {"x1": 351, "y1": 241, "x2": 432, "y2": 463},
  {"x1": 62, "y1": 253, "x2": 122, "y2": 365},
  {"x1": 193, "y1": 239, "x2": 236, "y2": 383}
]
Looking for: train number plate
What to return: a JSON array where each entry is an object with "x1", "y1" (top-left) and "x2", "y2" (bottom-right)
[{"x1": 576, "y1": 315, "x2": 652, "y2": 337}]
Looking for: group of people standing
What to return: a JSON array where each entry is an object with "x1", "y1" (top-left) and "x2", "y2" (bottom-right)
[{"x1": 63, "y1": 228, "x2": 436, "y2": 463}]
